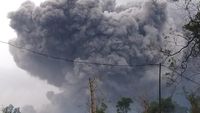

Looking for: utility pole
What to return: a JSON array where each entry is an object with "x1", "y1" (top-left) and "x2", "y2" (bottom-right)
[
  {"x1": 89, "y1": 78, "x2": 97, "y2": 113},
  {"x1": 159, "y1": 63, "x2": 162, "y2": 113}
]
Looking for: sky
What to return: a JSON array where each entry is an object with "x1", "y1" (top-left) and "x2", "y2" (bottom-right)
[
  {"x1": 0, "y1": 0, "x2": 133, "y2": 111},
  {"x1": 0, "y1": 0, "x2": 60, "y2": 110}
]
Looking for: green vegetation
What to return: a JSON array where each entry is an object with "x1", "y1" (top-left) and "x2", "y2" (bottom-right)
[
  {"x1": 97, "y1": 102, "x2": 107, "y2": 113},
  {"x1": 185, "y1": 92, "x2": 200, "y2": 113},
  {"x1": 116, "y1": 97, "x2": 133, "y2": 113},
  {"x1": 147, "y1": 98, "x2": 175, "y2": 113}
]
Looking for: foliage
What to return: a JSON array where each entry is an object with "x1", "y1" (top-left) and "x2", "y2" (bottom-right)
[
  {"x1": 147, "y1": 98, "x2": 175, "y2": 113},
  {"x1": 185, "y1": 92, "x2": 200, "y2": 113},
  {"x1": 161, "y1": 2, "x2": 200, "y2": 87},
  {"x1": 2, "y1": 104, "x2": 21, "y2": 113},
  {"x1": 116, "y1": 97, "x2": 133, "y2": 113},
  {"x1": 97, "y1": 102, "x2": 107, "y2": 113},
  {"x1": 183, "y1": 11, "x2": 200, "y2": 57}
]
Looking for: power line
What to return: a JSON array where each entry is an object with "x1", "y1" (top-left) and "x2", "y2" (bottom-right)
[
  {"x1": 161, "y1": 65, "x2": 200, "y2": 86},
  {"x1": 0, "y1": 40, "x2": 200, "y2": 87},
  {"x1": 0, "y1": 40, "x2": 158, "y2": 67}
]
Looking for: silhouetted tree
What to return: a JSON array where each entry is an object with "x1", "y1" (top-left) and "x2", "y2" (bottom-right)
[
  {"x1": 116, "y1": 97, "x2": 133, "y2": 113},
  {"x1": 184, "y1": 90, "x2": 200, "y2": 113},
  {"x1": 2, "y1": 105, "x2": 21, "y2": 113},
  {"x1": 147, "y1": 98, "x2": 175, "y2": 113},
  {"x1": 161, "y1": 0, "x2": 200, "y2": 87},
  {"x1": 97, "y1": 102, "x2": 107, "y2": 113}
]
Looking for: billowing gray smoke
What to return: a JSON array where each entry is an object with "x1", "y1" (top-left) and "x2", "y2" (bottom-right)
[{"x1": 8, "y1": 0, "x2": 167, "y2": 113}]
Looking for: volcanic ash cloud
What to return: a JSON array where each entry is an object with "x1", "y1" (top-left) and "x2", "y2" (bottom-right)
[{"x1": 8, "y1": 0, "x2": 167, "y2": 113}]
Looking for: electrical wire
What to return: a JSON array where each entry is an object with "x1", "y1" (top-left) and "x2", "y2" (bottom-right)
[
  {"x1": 0, "y1": 40, "x2": 158, "y2": 67},
  {"x1": 0, "y1": 40, "x2": 200, "y2": 87}
]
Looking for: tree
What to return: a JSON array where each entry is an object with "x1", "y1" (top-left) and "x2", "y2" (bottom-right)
[
  {"x1": 140, "y1": 96, "x2": 150, "y2": 113},
  {"x1": 187, "y1": 94, "x2": 200, "y2": 113},
  {"x1": 183, "y1": 10, "x2": 200, "y2": 59},
  {"x1": 164, "y1": 0, "x2": 200, "y2": 59},
  {"x1": 160, "y1": 0, "x2": 200, "y2": 87},
  {"x1": 97, "y1": 102, "x2": 107, "y2": 113},
  {"x1": 140, "y1": 96, "x2": 187, "y2": 113},
  {"x1": 2, "y1": 105, "x2": 21, "y2": 113},
  {"x1": 147, "y1": 98, "x2": 175, "y2": 113},
  {"x1": 116, "y1": 97, "x2": 133, "y2": 113},
  {"x1": 184, "y1": 90, "x2": 200, "y2": 113}
]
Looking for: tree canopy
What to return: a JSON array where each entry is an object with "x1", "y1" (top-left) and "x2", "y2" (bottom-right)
[
  {"x1": 2, "y1": 105, "x2": 21, "y2": 113},
  {"x1": 116, "y1": 97, "x2": 133, "y2": 113},
  {"x1": 97, "y1": 102, "x2": 107, "y2": 113},
  {"x1": 147, "y1": 98, "x2": 175, "y2": 113}
]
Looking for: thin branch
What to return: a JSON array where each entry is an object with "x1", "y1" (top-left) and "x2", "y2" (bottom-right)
[{"x1": 168, "y1": 37, "x2": 195, "y2": 56}]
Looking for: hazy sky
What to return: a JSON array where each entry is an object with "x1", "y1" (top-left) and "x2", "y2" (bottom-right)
[
  {"x1": 0, "y1": 0, "x2": 133, "y2": 111},
  {"x1": 0, "y1": 0, "x2": 61, "y2": 111}
]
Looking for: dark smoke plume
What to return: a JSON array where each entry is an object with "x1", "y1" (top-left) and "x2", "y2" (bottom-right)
[{"x1": 8, "y1": 0, "x2": 168, "y2": 113}]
